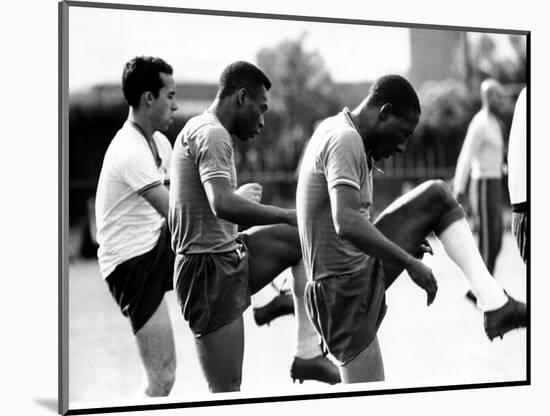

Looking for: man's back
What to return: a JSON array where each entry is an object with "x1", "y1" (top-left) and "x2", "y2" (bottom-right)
[{"x1": 169, "y1": 112, "x2": 238, "y2": 255}]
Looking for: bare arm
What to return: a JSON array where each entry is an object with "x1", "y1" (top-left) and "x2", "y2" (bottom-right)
[
  {"x1": 329, "y1": 184, "x2": 437, "y2": 305},
  {"x1": 141, "y1": 184, "x2": 169, "y2": 219},
  {"x1": 454, "y1": 121, "x2": 483, "y2": 197},
  {"x1": 204, "y1": 177, "x2": 296, "y2": 227}
]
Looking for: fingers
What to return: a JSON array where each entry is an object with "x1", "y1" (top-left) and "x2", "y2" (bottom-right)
[
  {"x1": 422, "y1": 239, "x2": 433, "y2": 255},
  {"x1": 426, "y1": 273, "x2": 438, "y2": 306},
  {"x1": 247, "y1": 183, "x2": 263, "y2": 192},
  {"x1": 236, "y1": 183, "x2": 263, "y2": 202},
  {"x1": 420, "y1": 244, "x2": 433, "y2": 256},
  {"x1": 247, "y1": 184, "x2": 263, "y2": 201},
  {"x1": 415, "y1": 241, "x2": 433, "y2": 259}
]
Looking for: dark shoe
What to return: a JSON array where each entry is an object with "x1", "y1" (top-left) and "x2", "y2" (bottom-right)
[
  {"x1": 253, "y1": 290, "x2": 294, "y2": 326},
  {"x1": 290, "y1": 355, "x2": 341, "y2": 385},
  {"x1": 465, "y1": 289, "x2": 477, "y2": 305},
  {"x1": 484, "y1": 295, "x2": 527, "y2": 341}
]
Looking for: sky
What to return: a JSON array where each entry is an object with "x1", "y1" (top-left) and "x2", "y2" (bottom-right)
[{"x1": 68, "y1": 5, "x2": 412, "y2": 91}]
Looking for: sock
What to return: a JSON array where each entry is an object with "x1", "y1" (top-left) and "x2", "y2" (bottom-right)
[
  {"x1": 437, "y1": 218, "x2": 507, "y2": 311},
  {"x1": 291, "y1": 259, "x2": 322, "y2": 359},
  {"x1": 251, "y1": 283, "x2": 279, "y2": 308}
]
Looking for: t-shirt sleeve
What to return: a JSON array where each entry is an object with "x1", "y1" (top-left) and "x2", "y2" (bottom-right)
[
  {"x1": 119, "y1": 145, "x2": 162, "y2": 195},
  {"x1": 322, "y1": 130, "x2": 364, "y2": 191},
  {"x1": 195, "y1": 126, "x2": 234, "y2": 183}
]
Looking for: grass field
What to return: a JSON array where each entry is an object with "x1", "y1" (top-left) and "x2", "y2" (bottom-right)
[{"x1": 67, "y1": 232, "x2": 527, "y2": 410}]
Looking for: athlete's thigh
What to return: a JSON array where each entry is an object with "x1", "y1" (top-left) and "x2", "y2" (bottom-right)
[
  {"x1": 194, "y1": 315, "x2": 244, "y2": 392},
  {"x1": 240, "y1": 224, "x2": 301, "y2": 294},
  {"x1": 373, "y1": 183, "x2": 438, "y2": 287},
  {"x1": 135, "y1": 298, "x2": 176, "y2": 377}
]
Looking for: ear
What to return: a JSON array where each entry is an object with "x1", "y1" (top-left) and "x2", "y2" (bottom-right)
[
  {"x1": 142, "y1": 91, "x2": 155, "y2": 107},
  {"x1": 379, "y1": 103, "x2": 393, "y2": 120},
  {"x1": 237, "y1": 88, "x2": 247, "y2": 105}
]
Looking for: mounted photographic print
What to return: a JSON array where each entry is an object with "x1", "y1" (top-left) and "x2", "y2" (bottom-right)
[{"x1": 59, "y1": 1, "x2": 529, "y2": 414}]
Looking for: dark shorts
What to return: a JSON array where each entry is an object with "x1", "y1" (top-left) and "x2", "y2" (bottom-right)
[
  {"x1": 174, "y1": 238, "x2": 251, "y2": 337},
  {"x1": 304, "y1": 257, "x2": 387, "y2": 366},
  {"x1": 512, "y1": 207, "x2": 528, "y2": 263},
  {"x1": 106, "y1": 224, "x2": 174, "y2": 334}
]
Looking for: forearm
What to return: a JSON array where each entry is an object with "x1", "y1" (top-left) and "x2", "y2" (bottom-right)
[
  {"x1": 454, "y1": 131, "x2": 479, "y2": 195},
  {"x1": 453, "y1": 152, "x2": 471, "y2": 195},
  {"x1": 341, "y1": 212, "x2": 412, "y2": 268},
  {"x1": 215, "y1": 192, "x2": 292, "y2": 226}
]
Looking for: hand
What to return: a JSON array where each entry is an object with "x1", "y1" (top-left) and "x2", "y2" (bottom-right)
[
  {"x1": 414, "y1": 238, "x2": 434, "y2": 260},
  {"x1": 405, "y1": 257, "x2": 438, "y2": 306},
  {"x1": 235, "y1": 182, "x2": 263, "y2": 203}
]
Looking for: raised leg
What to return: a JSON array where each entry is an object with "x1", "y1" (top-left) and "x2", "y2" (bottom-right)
[
  {"x1": 240, "y1": 223, "x2": 302, "y2": 294},
  {"x1": 134, "y1": 298, "x2": 176, "y2": 396},
  {"x1": 373, "y1": 179, "x2": 464, "y2": 288}
]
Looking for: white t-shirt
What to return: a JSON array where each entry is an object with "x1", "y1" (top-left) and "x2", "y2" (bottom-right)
[
  {"x1": 95, "y1": 121, "x2": 172, "y2": 278},
  {"x1": 454, "y1": 108, "x2": 504, "y2": 194},
  {"x1": 507, "y1": 88, "x2": 527, "y2": 205}
]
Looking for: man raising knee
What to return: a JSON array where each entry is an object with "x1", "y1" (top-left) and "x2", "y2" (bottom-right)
[
  {"x1": 169, "y1": 61, "x2": 338, "y2": 392},
  {"x1": 296, "y1": 74, "x2": 526, "y2": 384}
]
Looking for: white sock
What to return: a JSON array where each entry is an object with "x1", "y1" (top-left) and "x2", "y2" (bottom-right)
[
  {"x1": 437, "y1": 218, "x2": 508, "y2": 311},
  {"x1": 291, "y1": 260, "x2": 322, "y2": 359},
  {"x1": 251, "y1": 283, "x2": 279, "y2": 308}
]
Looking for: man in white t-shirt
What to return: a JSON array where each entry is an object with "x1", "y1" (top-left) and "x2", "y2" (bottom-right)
[
  {"x1": 95, "y1": 56, "x2": 178, "y2": 397},
  {"x1": 507, "y1": 87, "x2": 528, "y2": 262},
  {"x1": 454, "y1": 79, "x2": 506, "y2": 278}
]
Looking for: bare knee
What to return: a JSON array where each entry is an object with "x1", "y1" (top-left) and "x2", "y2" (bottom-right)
[{"x1": 422, "y1": 179, "x2": 456, "y2": 212}]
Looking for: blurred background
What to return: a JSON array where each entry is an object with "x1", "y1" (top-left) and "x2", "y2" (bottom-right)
[{"x1": 67, "y1": 8, "x2": 527, "y2": 259}]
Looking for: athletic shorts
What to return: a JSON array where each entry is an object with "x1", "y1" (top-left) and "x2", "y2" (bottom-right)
[
  {"x1": 174, "y1": 238, "x2": 251, "y2": 337},
  {"x1": 512, "y1": 205, "x2": 528, "y2": 263},
  {"x1": 305, "y1": 257, "x2": 387, "y2": 366},
  {"x1": 106, "y1": 223, "x2": 174, "y2": 334}
]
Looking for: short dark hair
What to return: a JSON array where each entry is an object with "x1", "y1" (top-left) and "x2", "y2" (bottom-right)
[
  {"x1": 218, "y1": 61, "x2": 271, "y2": 99},
  {"x1": 122, "y1": 56, "x2": 173, "y2": 108},
  {"x1": 367, "y1": 75, "x2": 421, "y2": 117}
]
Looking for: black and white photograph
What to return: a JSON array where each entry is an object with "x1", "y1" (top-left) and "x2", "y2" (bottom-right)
[
  {"x1": 58, "y1": 1, "x2": 531, "y2": 414},
  {"x1": 8, "y1": 0, "x2": 550, "y2": 415}
]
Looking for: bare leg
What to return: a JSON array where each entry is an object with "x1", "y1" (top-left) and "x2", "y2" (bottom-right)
[
  {"x1": 374, "y1": 180, "x2": 507, "y2": 310},
  {"x1": 373, "y1": 180, "x2": 465, "y2": 287},
  {"x1": 135, "y1": 298, "x2": 176, "y2": 397},
  {"x1": 194, "y1": 316, "x2": 244, "y2": 392},
  {"x1": 340, "y1": 336, "x2": 384, "y2": 383},
  {"x1": 240, "y1": 223, "x2": 302, "y2": 294}
]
